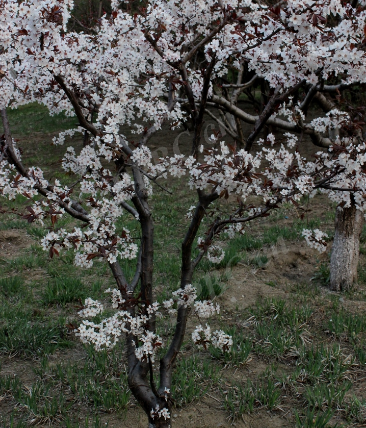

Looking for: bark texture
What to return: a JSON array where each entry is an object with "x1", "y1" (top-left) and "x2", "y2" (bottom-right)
[
  {"x1": 330, "y1": 204, "x2": 363, "y2": 291},
  {"x1": 149, "y1": 422, "x2": 171, "y2": 428}
]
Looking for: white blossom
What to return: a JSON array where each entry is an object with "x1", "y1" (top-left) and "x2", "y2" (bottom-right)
[{"x1": 302, "y1": 229, "x2": 328, "y2": 253}]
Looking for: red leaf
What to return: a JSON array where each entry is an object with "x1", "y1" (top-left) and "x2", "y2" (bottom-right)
[
  {"x1": 207, "y1": 179, "x2": 219, "y2": 185},
  {"x1": 66, "y1": 323, "x2": 77, "y2": 331},
  {"x1": 51, "y1": 215, "x2": 57, "y2": 226},
  {"x1": 227, "y1": 143, "x2": 237, "y2": 153}
]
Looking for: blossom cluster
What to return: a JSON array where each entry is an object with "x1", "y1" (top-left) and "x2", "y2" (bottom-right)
[
  {"x1": 77, "y1": 284, "x2": 228, "y2": 360},
  {"x1": 302, "y1": 229, "x2": 329, "y2": 253},
  {"x1": 151, "y1": 404, "x2": 170, "y2": 421},
  {"x1": 192, "y1": 324, "x2": 233, "y2": 352}
]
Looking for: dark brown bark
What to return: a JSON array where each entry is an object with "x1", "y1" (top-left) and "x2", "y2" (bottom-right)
[
  {"x1": 149, "y1": 421, "x2": 171, "y2": 428},
  {"x1": 159, "y1": 191, "x2": 218, "y2": 397},
  {"x1": 179, "y1": 58, "x2": 216, "y2": 157}
]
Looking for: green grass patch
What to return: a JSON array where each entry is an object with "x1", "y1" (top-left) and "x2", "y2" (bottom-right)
[
  {"x1": 295, "y1": 409, "x2": 335, "y2": 428},
  {"x1": 223, "y1": 369, "x2": 281, "y2": 420},
  {"x1": 51, "y1": 345, "x2": 130, "y2": 412},
  {"x1": 0, "y1": 276, "x2": 24, "y2": 297},
  {"x1": 294, "y1": 345, "x2": 352, "y2": 385},
  {"x1": 305, "y1": 381, "x2": 352, "y2": 410},
  {"x1": 0, "y1": 311, "x2": 71, "y2": 356},
  {"x1": 171, "y1": 354, "x2": 220, "y2": 407},
  {"x1": 42, "y1": 277, "x2": 87, "y2": 306},
  {"x1": 326, "y1": 308, "x2": 366, "y2": 339},
  {"x1": 1, "y1": 103, "x2": 78, "y2": 136}
]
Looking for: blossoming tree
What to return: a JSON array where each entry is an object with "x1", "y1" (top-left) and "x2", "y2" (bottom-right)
[
  {"x1": 1, "y1": 0, "x2": 366, "y2": 426},
  {"x1": 139, "y1": 0, "x2": 366, "y2": 291}
]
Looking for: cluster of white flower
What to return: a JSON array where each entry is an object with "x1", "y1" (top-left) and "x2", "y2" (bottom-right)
[
  {"x1": 150, "y1": 404, "x2": 170, "y2": 421},
  {"x1": 185, "y1": 205, "x2": 196, "y2": 219},
  {"x1": 135, "y1": 330, "x2": 163, "y2": 362},
  {"x1": 302, "y1": 229, "x2": 328, "y2": 253},
  {"x1": 78, "y1": 298, "x2": 104, "y2": 318},
  {"x1": 162, "y1": 298, "x2": 176, "y2": 315},
  {"x1": 310, "y1": 110, "x2": 349, "y2": 134},
  {"x1": 211, "y1": 330, "x2": 234, "y2": 352},
  {"x1": 77, "y1": 314, "x2": 127, "y2": 350},
  {"x1": 146, "y1": 301, "x2": 160, "y2": 316},
  {"x1": 226, "y1": 223, "x2": 245, "y2": 239},
  {"x1": 283, "y1": 132, "x2": 298, "y2": 149},
  {"x1": 76, "y1": 283, "x2": 225, "y2": 360},
  {"x1": 112, "y1": 175, "x2": 134, "y2": 204},
  {"x1": 172, "y1": 284, "x2": 197, "y2": 308},
  {"x1": 194, "y1": 300, "x2": 220, "y2": 318},
  {"x1": 105, "y1": 288, "x2": 125, "y2": 309},
  {"x1": 207, "y1": 245, "x2": 225, "y2": 264},
  {"x1": 191, "y1": 324, "x2": 212, "y2": 349},
  {"x1": 192, "y1": 324, "x2": 233, "y2": 351},
  {"x1": 130, "y1": 146, "x2": 153, "y2": 168}
]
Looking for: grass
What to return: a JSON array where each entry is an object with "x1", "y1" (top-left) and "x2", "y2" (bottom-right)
[
  {"x1": 295, "y1": 409, "x2": 335, "y2": 428},
  {"x1": 345, "y1": 396, "x2": 366, "y2": 424},
  {"x1": 326, "y1": 308, "x2": 366, "y2": 338},
  {"x1": 0, "y1": 219, "x2": 29, "y2": 230},
  {"x1": 0, "y1": 276, "x2": 24, "y2": 297},
  {"x1": 50, "y1": 345, "x2": 131, "y2": 412},
  {"x1": 353, "y1": 342, "x2": 366, "y2": 365},
  {"x1": 304, "y1": 381, "x2": 352, "y2": 410},
  {"x1": 42, "y1": 277, "x2": 87, "y2": 306},
  {"x1": 195, "y1": 270, "x2": 228, "y2": 300},
  {"x1": 0, "y1": 316, "x2": 72, "y2": 356},
  {"x1": 294, "y1": 345, "x2": 352, "y2": 384},
  {"x1": 248, "y1": 298, "x2": 313, "y2": 357},
  {"x1": 0, "y1": 104, "x2": 366, "y2": 426},
  {"x1": 223, "y1": 369, "x2": 281, "y2": 420},
  {"x1": 2, "y1": 103, "x2": 78, "y2": 136},
  {"x1": 171, "y1": 354, "x2": 220, "y2": 407},
  {"x1": 312, "y1": 260, "x2": 331, "y2": 284}
]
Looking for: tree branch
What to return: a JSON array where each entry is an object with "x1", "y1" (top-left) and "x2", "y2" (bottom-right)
[
  {"x1": 1, "y1": 109, "x2": 90, "y2": 222},
  {"x1": 205, "y1": 109, "x2": 238, "y2": 140},
  {"x1": 54, "y1": 75, "x2": 99, "y2": 137}
]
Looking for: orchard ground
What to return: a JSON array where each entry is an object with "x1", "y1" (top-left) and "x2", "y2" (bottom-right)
[{"x1": 0, "y1": 105, "x2": 366, "y2": 428}]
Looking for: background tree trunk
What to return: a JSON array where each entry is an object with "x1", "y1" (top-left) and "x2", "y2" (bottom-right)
[{"x1": 330, "y1": 203, "x2": 363, "y2": 291}]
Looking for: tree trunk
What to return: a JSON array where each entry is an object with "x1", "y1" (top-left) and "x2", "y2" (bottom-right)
[
  {"x1": 330, "y1": 203, "x2": 363, "y2": 291},
  {"x1": 149, "y1": 421, "x2": 171, "y2": 428}
]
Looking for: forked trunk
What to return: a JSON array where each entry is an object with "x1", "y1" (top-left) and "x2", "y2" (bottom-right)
[
  {"x1": 330, "y1": 203, "x2": 363, "y2": 291},
  {"x1": 149, "y1": 421, "x2": 171, "y2": 428}
]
